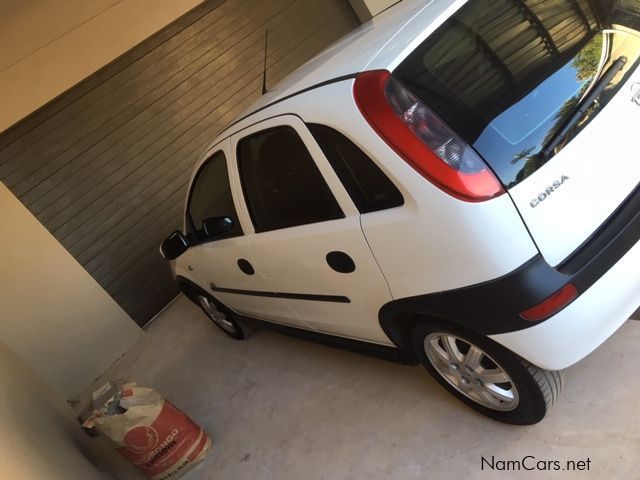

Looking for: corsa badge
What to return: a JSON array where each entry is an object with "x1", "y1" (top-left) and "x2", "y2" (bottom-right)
[{"x1": 530, "y1": 175, "x2": 570, "y2": 208}]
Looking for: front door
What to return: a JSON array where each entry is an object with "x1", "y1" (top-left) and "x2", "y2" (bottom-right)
[
  {"x1": 184, "y1": 142, "x2": 301, "y2": 327},
  {"x1": 231, "y1": 116, "x2": 395, "y2": 344}
]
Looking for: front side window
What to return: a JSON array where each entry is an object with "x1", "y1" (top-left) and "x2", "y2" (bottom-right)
[
  {"x1": 187, "y1": 151, "x2": 242, "y2": 241},
  {"x1": 237, "y1": 126, "x2": 344, "y2": 233}
]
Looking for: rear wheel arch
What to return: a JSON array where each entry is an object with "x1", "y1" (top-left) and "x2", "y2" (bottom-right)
[
  {"x1": 379, "y1": 308, "x2": 476, "y2": 364},
  {"x1": 378, "y1": 307, "x2": 546, "y2": 370}
]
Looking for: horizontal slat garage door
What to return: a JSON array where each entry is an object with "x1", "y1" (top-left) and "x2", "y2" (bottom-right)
[{"x1": 0, "y1": 0, "x2": 360, "y2": 326}]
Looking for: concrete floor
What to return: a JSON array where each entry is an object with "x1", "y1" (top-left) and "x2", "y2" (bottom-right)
[{"x1": 98, "y1": 296, "x2": 640, "y2": 480}]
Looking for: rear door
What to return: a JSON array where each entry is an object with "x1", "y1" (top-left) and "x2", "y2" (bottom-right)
[
  {"x1": 230, "y1": 115, "x2": 396, "y2": 344},
  {"x1": 393, "y1": 0, "x2": 640, "y2": 266}
]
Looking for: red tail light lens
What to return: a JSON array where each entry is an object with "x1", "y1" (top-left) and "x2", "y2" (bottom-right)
[
  {"x1": 520, "y1": 283, "x2": 579, "y2": 322},
  {"x1": 353, "y1": 70, "x2": 504, "y2": 202}
]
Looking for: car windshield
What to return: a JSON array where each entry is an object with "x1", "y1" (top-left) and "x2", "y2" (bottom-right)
[{"x1": 394, "y1": 0, "x2": 640, "y2": 187}]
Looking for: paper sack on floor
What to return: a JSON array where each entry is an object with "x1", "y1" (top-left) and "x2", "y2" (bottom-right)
[{"x1": 84, "y1": 382, "x2": 212, "y2": 480}]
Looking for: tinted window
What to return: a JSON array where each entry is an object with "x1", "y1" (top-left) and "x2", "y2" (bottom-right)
[
  {"x1": 394, "y1": 0, "x2": 640, "y2": 187},
  {"x1": 309, "y1": 124, "x2": 404, "y2": 213},
  {"x1": 187, "y1": 151, "x2": 242, "y2": 241},
  {"x1": 237, "y1": 126, "x2": 344, "y2": 232}
]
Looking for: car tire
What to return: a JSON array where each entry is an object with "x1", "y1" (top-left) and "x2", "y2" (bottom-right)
[
  {"x1": 195, "y1": 292, "x2": 252, "y2": 340},
  {"x1": 411, "y1": 318, "x2": 563, "y2": 425}
]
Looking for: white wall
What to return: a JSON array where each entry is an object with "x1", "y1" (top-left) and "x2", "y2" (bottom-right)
[
  {"x1": 0, "y1": 182, "x2": 142, "y2": 398},
  {"x1": 0, "y1": 339, "x2": 114, "y2": 479},
  {"x1": 0, "y1": 0, "x2": 203, "y2": 132}
]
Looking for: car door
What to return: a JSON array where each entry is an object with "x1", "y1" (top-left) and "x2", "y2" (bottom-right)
[
  {"x1": 230, "y1": 115, "x2": 397, "y2": 345},
  {"x1": 183, "y1": 141, "x2": 302, "y2": 327}
]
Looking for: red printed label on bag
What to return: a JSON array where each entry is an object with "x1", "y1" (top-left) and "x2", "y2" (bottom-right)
[{"x1": 118, "y1": 401, "x2": 203, "y2": 478}]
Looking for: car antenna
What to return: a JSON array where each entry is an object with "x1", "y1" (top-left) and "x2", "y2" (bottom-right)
[{"x1": 262, "y1": 30, "x2": 269, "y2": 95}]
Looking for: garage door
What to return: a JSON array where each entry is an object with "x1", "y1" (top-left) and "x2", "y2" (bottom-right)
[{"x1": 0, "y1": 0, "x2": 360, "y2": 326}]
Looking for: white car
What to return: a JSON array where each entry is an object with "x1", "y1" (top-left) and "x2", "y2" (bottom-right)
[{"x1": 161, "y1": 0, "x2": 640, "y2": 424}]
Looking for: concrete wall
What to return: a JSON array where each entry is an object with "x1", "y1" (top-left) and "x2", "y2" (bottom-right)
[
  {"x1": 0, "y1": 182, "x2": 142, "y2": 398},
  {"x1": 0, "y1": 339, "x2": 114, "y2": 479},
  {"x1": 0, "y1": 0, "x2": 203, "y2": 132},
  {"x1": 349, "y1": 0, "x2": 399, "y2": 21}
]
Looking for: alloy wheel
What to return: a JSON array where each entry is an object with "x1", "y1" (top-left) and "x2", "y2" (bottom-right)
[
  {"x1": 198, "y1": 295, "x2": 236, "y2": 334},
  {"x1": 424, "y1": 332, "x2": 519, "y2": 411}
]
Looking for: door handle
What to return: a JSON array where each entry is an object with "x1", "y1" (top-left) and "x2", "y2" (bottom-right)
[{"x1": 326, "y1": 251, "x2": 356, "y2": 273}]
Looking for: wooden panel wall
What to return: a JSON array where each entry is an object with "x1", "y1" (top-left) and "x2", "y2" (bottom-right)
[{"x1": 0, "y1": 0, "x2": 360, "y2": 325}]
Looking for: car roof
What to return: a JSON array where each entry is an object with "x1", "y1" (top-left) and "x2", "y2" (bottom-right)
[{"x1": 217, "y1": 0, "x2": 464, "y2": 138}]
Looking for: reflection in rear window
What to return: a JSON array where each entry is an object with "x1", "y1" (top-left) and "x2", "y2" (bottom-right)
[{"x1": 394, "y1": 0, "x2": 640, "y2": 187}]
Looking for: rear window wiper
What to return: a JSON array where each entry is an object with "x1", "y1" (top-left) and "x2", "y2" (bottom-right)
[{"x1": 540, "y1": 55, "x2": 628, "y2": 158}]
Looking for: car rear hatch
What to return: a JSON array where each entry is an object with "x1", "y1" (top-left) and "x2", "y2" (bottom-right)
[{"x1": 393, "y1": 0, "x2": 640, "y2": 267}]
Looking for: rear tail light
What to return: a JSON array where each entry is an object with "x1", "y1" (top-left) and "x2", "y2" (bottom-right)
[
  {"x1": 519, "y1": 283, "x2": 578, "y2": 322},
  {"x1": 354, "y1": 70, "x2": 504, "y2": 202}
]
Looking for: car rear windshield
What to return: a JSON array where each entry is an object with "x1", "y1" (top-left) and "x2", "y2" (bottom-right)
[{"x1": 394, "y1": 0, "x2": 640, "y2": 188}]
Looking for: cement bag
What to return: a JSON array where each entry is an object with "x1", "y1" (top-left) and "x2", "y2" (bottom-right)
[{"x1": 87, "y1": 382, "x2": 211, "y2": 480}]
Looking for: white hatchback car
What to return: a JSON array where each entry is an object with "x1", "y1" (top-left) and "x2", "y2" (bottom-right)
[{"x1": 161, "y1": 0, "x2": 640, "y2": 424}]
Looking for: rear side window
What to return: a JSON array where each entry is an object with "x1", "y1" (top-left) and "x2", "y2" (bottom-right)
[
  {"x1": 394, "y1": 0, "x2": 640, "y2": 187},
  {"x1": 237, "y1": 126, "x2": 344, "y2": 233},
  {"x1": 308, "y1": 124, "x2": 404, "y2": 213},
  {"x1": 187, "y1": 151, "x2": 242, "y2": 241}
]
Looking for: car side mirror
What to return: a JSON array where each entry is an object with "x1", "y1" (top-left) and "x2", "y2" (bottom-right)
[
  {"x1": 160, "y1": 231, "x2": 190, "y2": 260},
  {"x1": 202, "y1": 216, "x2": 234, "y2": 239}
]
